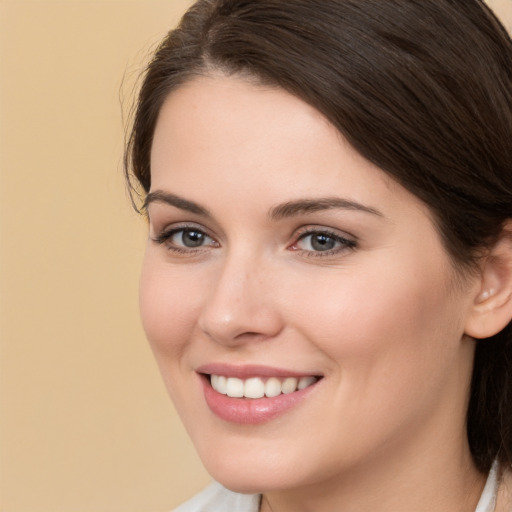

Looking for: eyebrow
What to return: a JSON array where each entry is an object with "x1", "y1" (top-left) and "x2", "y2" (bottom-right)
[
  {"x1": 269, "y1": 197, "x2": 383, "y2": 220},
  {"x1": 143, "y1": 190, "x2": 383, "y2": 220},
  {"x1": 143, "y1": 190, "x2": 212, "y2": 217}
]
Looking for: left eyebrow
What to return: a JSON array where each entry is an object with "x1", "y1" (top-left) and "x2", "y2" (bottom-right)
[{"x1": 269, "y1": 197, "x2": 384, "y2": 220}]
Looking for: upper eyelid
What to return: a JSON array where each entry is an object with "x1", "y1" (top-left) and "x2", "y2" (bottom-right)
[
  {"x1": 148, "y1": 212, "x2": 225, "y2": 240},
  {"x1": 152, "y1": 221, "x2": 214, "y2": 237},
  {"x1": 293, "y1": 225, "x2": 357, "y2": 241},
  {"x1": 294, "y1": 231, "x2": 356, "y2": 247}
]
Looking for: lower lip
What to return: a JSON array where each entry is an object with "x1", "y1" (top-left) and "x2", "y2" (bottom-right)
[{"x1": 201, "y1": 375, "x2": 319, "y2": 425}]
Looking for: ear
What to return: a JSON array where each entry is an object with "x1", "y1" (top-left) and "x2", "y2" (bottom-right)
[{"x1": 465, "y1": 222, "x2": 512, "y2": 339}]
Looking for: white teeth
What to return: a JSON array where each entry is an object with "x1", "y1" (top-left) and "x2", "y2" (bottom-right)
[
  {"x1": 281, "y1": 377, "x2": 298, "y2": 394},
  {"x1": 210, "y1": 374, "x2": 318, "y2": 398},
  {"x1": 216, "y1": 375, "x2": 227, "y2": 394},
  {"x1": 298, "y1": 376, "x2": 317, "y2": 390},
  {"x1": 226, "y1": 377, "x2": 244, "y2": 397},
  {"x1": 264, "y1": 377, "x2": 282, "y2": 398},
  {"x1": 244, "y1": 377, "x2": 265, "y2": 399}
]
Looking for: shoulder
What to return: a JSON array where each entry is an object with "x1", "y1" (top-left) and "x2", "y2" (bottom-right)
[
  {"x1": 172, "y1": 482, "x2": 261, "y2": 512},
  {"x1": 496, "y1": 466, "x2": 512, "y2": 512}
]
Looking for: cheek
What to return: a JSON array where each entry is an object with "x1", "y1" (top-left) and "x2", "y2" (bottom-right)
[
  {"x1": 287, "y1": 256, "x2": 464, "y2": 377},
  {"x1": 280, "y1": 259, "x2": 469, "y2": 454},
  {"x1": 139, "y1": 254, "x2": 202, "y2": 361}
]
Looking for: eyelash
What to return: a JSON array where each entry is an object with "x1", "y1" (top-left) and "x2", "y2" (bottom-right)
[
  {"x1": 152, "y1": 225, "x2": 357, "y2": 258},
  {"x1": 152, "y1": 224, "x2": 218, "y2": 254},
  {"x1": 292, "y1": 228, "x2": 357, "y2": 258}
]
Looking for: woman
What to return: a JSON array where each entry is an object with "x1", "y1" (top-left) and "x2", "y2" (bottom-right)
[{"x1": 125, "y1": 0, "x2": 512, "y2": 510}]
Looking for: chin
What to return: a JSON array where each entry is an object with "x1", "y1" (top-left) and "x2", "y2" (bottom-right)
[
  {"x1": 196, "y1": 441, "x2": 319, "y2": 495},
  {"x1": 207, "y1": 466, "x2": 291, "y2": 495}
]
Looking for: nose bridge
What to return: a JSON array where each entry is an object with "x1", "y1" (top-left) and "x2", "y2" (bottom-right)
[{"x1": 198, "y1": 247, "x2": 282, "y2": 344}]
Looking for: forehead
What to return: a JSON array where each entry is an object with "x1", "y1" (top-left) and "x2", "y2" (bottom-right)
[
  {"x1": 151, "y1": 74, "x2": 335, "y2": 167},
  {"x1": 151, "y1": 76, "x2": 397, "y2": 203}
]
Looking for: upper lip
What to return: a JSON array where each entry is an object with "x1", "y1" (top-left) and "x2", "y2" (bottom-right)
[{"x1": 196, "y1": 363, "x2": 323, "y2": 379}]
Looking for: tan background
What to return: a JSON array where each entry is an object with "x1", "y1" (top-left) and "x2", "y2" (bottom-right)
[{"x1": 0, "y1": 1, "x2": 511, "y2": 511}]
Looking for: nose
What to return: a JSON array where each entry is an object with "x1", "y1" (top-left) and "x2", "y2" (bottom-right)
[{"x1": 198, "y1": 253, "x2": 284, "y2": 346}]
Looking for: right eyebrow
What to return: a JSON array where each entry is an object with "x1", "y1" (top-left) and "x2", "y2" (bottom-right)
[{"x1": 143, "y1": 190, "x2": 212, "y2": 218}]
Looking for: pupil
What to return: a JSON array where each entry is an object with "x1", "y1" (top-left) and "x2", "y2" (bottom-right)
[
  {"x1": 182, "y1": 230, "x2": 204, "y2": 247},
  {"x1": 311, "y1": 234, "x2": 335, "y2": 251}
]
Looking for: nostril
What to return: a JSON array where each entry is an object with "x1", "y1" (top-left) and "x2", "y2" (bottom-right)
[{"x1": 234, "y1": 331, "x2": 265, "y2": 340}]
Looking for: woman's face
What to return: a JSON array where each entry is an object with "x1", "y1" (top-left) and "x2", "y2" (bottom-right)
[{"x1": 141, "y1": 75, "x2": 479, "y2": 493}]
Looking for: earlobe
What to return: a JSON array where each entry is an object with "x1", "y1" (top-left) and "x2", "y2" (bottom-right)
[{"x1": 465, "y1": 223, "x2": 512, "y2": 340}]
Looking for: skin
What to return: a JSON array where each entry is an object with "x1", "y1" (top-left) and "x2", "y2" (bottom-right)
[{"x1": 140, "y1": 75, "x2": 487, "y2": 512}]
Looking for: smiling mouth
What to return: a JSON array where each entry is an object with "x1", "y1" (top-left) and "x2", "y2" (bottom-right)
[{"x1": 208, "y1": 374, "x2": 321, "y2": 399}]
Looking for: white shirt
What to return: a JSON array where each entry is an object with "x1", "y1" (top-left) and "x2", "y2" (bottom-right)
[
  {"x1": 173, "y1": 482, "x2": 259, "y2": 512},
  {"x1": 476, "y1": 460, "x2": 499, "y2": 512}
]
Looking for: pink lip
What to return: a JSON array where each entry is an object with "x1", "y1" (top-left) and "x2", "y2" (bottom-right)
[
  {"x1": 196, "y1": 363, "x2": 319, "y2": 379},
  {"x1": 197, "y1": 364, "x2": 322, "y2": 425}
]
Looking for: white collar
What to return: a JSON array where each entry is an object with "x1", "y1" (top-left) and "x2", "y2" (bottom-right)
[{"x1": 475, "y1": 460, "x2": 499, "y2": 512}]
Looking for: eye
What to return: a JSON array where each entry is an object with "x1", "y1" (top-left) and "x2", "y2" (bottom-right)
[
  {"x1": 291, "y1": 229, "x2": 356, "y2": 256},
  {"x1": 152, "y1": 225, "x2": 218, "y2": 252},
  {"x1": 299, "y1": 232, "x2": 338, "y2": 251},
  {"x1": 171, "y1": 228, "x2": 212, "y2": 248}
]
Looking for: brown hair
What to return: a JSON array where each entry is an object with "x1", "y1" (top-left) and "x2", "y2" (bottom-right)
[{"x1": 125, "y1": 0, "x2": 512, "y2": 472}]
